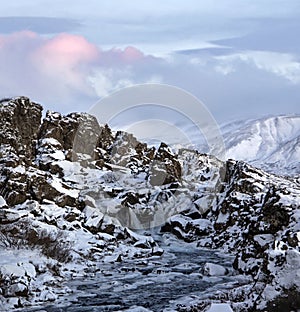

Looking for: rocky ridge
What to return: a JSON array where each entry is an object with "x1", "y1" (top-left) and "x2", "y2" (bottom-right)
[{"x1": 0, "y1": 97, "x2": 299, "y2": 311}]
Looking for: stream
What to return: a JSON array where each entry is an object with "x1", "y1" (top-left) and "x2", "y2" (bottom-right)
[{"x1": 25, "y1": 234, "x2": 243, "y2": 311}]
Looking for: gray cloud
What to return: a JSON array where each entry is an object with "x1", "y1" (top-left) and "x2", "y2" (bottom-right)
[
  {"x1": 211, "y1": 17, "x2": 300, "y2": 54},
  {"x1": 0, "y1": 16, "x2": 81, "y2": 34}
]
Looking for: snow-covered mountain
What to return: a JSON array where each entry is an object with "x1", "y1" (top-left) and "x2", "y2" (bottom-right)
[
  {"x1": 223, "y1": 115, "x2": 300, "y2": 176},
  {"x1": 0, "y1": 97, "x2": 299, "y2": 311},
  {"x1": 120, "y1": 114, "x2": 299, "y2": 177}
]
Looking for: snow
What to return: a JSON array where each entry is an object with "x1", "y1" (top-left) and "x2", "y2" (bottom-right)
[
  {"x1": 206, "y1": 303, "x2": 233, "y2": 312},
  {"x1": 123, "y1": 306, "x2": 152, "y2": 311},
  {"x1": 223, "y1": 115, "x2": 300, "y2": 175},
  {"x1": 49, "y1": 150, "x2": 65, "y2": 160},
  {"x1": 39, "y1": 138, "x2": 62, "y2": 147},
  {"x1": 11, "y1": 165, "x2": 26, "y2": 174},
  {"x1": 0, "y1": 196, "x2": 7, "y2": 208},
  {"x1": 0, "y1": 247, "x2": 67, "y2": 310},
  {"x1": 216, "y1": 212, "x2": 229, "y2": 224},
  {"x1": 50, "y1": 176, "x2": 79, "y2": 197},
  {"x1": 0, "y1": 264, "x2": 26, "y2": 278},
  {"x1": 226, "y1": 131, "x2": 262, "y2": 161},
  {"x1": 253, "y1": 234, "x2": 274, "y2": 247},
  {"x1": 84, "y1": 209, "x2": 104, "y2": 229},
  {"x1": 39, "y1": 290, "x2": 58, "y2": 302}
]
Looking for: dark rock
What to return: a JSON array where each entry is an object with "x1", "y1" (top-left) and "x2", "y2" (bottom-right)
[
  {"x1": 0, "y1": 97, "x2": 42, "y2": 166},
  {"x1": 149, "y1": 143, "x2": 181, "y2": 186}
]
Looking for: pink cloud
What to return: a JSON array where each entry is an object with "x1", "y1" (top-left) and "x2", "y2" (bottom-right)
[
  {"x1": 33, "y1": 33, "x2": 99, "y2": 68},
  {"x1": 0, "y1": 30, "x2": 38, "y2": 47},
  {"x1": 0, "y1": 31, "x2": 151, "y2": 109},
  {"x1": 109, "y1": 46, "x2": 145, "y2": 63},
  {"x1": 31, "y1": 33, "x2": 100, "y2": 95}
]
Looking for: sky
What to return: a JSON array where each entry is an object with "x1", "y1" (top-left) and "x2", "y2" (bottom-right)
[{"x1": 0, "y1": 0, "x2": 300, "y2": 126}]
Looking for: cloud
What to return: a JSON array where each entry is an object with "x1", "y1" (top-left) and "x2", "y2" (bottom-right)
[
  {"x1": 0, "y1": 31, "x2": 155, "y2": 111},
  {"x1": 0, "y1": 17, "x2": 81, "y2": 34},
  {"x1": 212, "y1": 17, "x2": 300, "y2": 54},
  {"x1": 88, "y1": 68, "x2": 134, "y2": 98},
  {"x1": 215, "y1": 51, "x2": 300, "y2": 84},
  {"x1": 0, "y1": 29, "x2": 299, "y2": 124},
  {"x1": 32, "y1": 33, "x2": 99, "y2": 96},
  {"x1": 88, "y1": 67, "x2": 162, "y2": 98}
]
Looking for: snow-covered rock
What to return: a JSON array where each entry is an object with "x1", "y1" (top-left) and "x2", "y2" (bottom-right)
[
  {"x1": 0, "y1": 197, "x2": 7, "y2": 208},
  {"x1": 202, "y1": 263, "x2": 228, "y2": 276}
]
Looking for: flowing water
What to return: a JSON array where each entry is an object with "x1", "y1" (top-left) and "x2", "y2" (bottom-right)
[{"x1": 24, "y1": 234, "x2": 241, "y2": 311}]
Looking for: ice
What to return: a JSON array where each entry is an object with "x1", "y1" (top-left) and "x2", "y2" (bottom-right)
[{"x1": 123, "y1": 306, "x2": 152, "y2": 312}]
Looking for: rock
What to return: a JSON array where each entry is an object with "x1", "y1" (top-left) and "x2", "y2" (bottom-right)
[
  {"x1": 202, "y1": 263, "x2": 228, "y2": 276},
  {"x1": 83, "y1": 207, "x2": 104, "y2": 234},
  {"x1": 0, "y1": 264, "x2": 26, "y2": 278},
  {"x1": 161, "y1": 215, "x2": 213, "y2": 242},
  {"x1": 7, "y1": 283, "x2": 28, "y2": 297},
  {"x1": 96, "y1": 124, "x2": 115, "y2": 152},
  {"x1": 151, "y1": 247, "x2": 164, "y2": 256},
  {"x1": 39, "y1": 290, "x2": 57, "y2": 302},
  {"x1": 0, "y1": 97, "x2": 42, "y2": 166},
  {"x1": 39, "y1": 111, "x2": 102, "y2": 156},
  {"x1": 0, "y1": 209, "x2": 27, "y2": 224},
  {"x1": 116, "y1": 254, "x2": 122, "y2": 262},
  {"x1": 149, "y1": 142, "x2": 181, "y2": 186},
  {"x1": 20, "y1": 263, "x2": 36, "y2": 279}
]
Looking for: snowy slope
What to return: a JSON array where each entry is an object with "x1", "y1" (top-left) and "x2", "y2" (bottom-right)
[{"x1": 223, "y1": 115, "x2": 300, "y2": 176}]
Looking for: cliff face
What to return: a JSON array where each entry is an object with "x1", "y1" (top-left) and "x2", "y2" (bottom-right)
[
  {"x1": 0, "y1": 97, "x2": 299, "y2": 311},
  {"x1": 0, "y1": 97, "x2": 42, "y2": 167}
]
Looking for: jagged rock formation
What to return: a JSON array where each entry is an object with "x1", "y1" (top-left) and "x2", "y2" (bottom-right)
[
  {"x1": 0, "y1": 97, "x2": 42, "y2": 167},
  {"x1": 0, "y1": 97, "x2": 299, "y2": 311},
  {"x1": 163, "y1": 159, "x2": 300, "y2": 311}
]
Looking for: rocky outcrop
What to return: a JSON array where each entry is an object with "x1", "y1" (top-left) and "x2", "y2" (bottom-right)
[
  {"x1": 0, "y1": 97, "x2": 42, "y2": 167},
  {"x1": 161, "y1": 157, "x2": 300, "y2": 310},
  {"x1": 149, "y1": 142, "x2": 181, "y2": 186}
]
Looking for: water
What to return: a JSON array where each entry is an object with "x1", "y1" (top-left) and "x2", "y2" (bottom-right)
[{"x1": 24, "y1": 235, "x2": 238, "y2": 311}]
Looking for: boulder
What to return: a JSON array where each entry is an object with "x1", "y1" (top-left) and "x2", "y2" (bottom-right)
[{"x1": 202, "y1": 262, "x2": 228, "y2": 276}]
